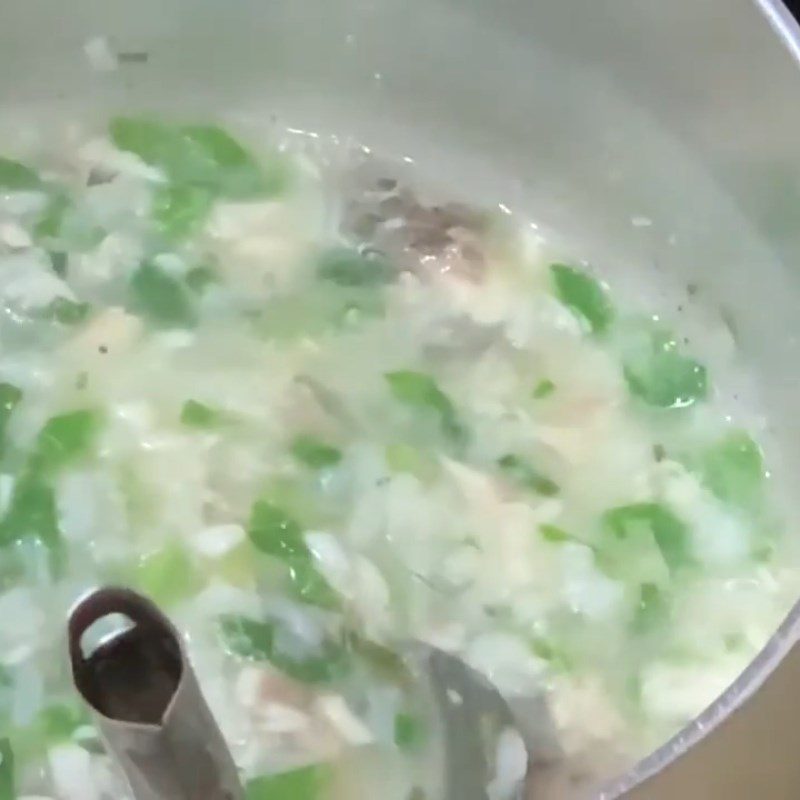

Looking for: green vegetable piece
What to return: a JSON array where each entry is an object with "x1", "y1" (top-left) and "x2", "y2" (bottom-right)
[
  {"x1": 395, "y1": 712, "x2": 426, "y2": 751},
  {"x1": 153, "y1": 183, "x2": 214, "y2": 240},
  {"x1": 539, "y1": 524, "x2": 571, "y2": 544},
  {"x1": 181, "y1": 124, "x2": 282, "y2": 198},
  {"x1": 38, "y1": 703, "x2": 88, "y2": 743},
  {"x1": 185, "y1": 263, "x2": 218, "y2": 294},
  {"x1": 318, "y1": 247, "x2": 394, "y2": 287},
  {"x1": 291, "y1": 435, "x2": 342, "y2": 469},
  {"x1": 111, "y1": 117, "x2": 173, "y2": 159},
  {"x1": 111, "y1": 118, "x2": 202, "y2": 186},
  {"x1": 219, "y1": 615, "x2": 347, "y2": 683},
  {"x1": 0, "y1": 384, "x2": 22, "y2": 459},
  {"x1": 346, "y1": 632, "x2": 411, "y2": 685},
  {"x1": 219, "y1": 614, "x2": 275, "y2": 661},
  {"x1": 0, "y1": 738, "x2": 14, "y2": 800},
  {"x1": 702, "y1": 430, "x2": 764, "y2": 507},
  {"x1": 40, "y1": 297, "x2": 91, "y2": 326},
  {"x1": 385, "y1": 443, "x2": 438, "y2": 482},
  {"x1": 385, "y1": 371, "x2": 465, "y2": 444},
  {"x1": 246, "y1": 764, "x2": 328, "y2": 800},
  {"x1": 247, "y1": 500, "x2": 308, "y2": 560},
  {"x1": 0, "y1": 157, "x2": 40, "y2": 191},
  {"x1": 603, "y1": 502, "x2": 691, "y2": 573},
  {"x1": 130, "y1": 261, "x2": 195, "y2": 328},
  {"x1": 287, "y1": 557, "x2": 340, "y2": 610},
  {"x1": 34, "y1": 409, "x2": 100, "y2": 472},
  {"x1": 180, "y1": 400, "x2": 224, "y2": 429},
  {"x1": 530, "y1": 638, "x2": 572, "y2": 672},
  {"x1": 137, "y1": 541, "x2": 199, "y2": 607},
  {"x1": 110, "y1": 117, "x2": 284, "y2": 199},
  {"x1": 551, "y1": 263, "x2": 614, "y2": 334},
  {"x1": 623, "y1": 329, "x2": 708, "y2": 409},
  {"x1": 34, "y1": 193, "x2": 70, "y2": 242},
  {"x1": 0, "y1": 470, "x2": 60, "y2": 551},
  {"x1": 498, "y1": 454, "x2": 559, "y2": 497},
  {"x1": 49, "y1": 251, "x2": 68, "y2": 277},
  {"x1": 724, "y1": 632, "x2": 746, "y2": 653},
  {"x1": 753, "y1": 543, "x2": 774, "y2": 563},
  {"x1": 533, "y1": 379, "x2": 556, "y2": 399},
  {"x1": 632, "y1": 583, "x2": 669, "y2": 635}
]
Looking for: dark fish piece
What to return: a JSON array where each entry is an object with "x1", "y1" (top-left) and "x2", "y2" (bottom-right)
[{"x1": 341, "y1": 163, "x2": 490, "y2": 281}]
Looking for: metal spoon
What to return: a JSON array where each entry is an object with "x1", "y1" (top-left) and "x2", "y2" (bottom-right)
[
  {"x1": 68, "y1": 587, "x2": 244, "y2": 800},
  {"x1": 68, "y1": 587, "x2": 545, "y2": 800}
]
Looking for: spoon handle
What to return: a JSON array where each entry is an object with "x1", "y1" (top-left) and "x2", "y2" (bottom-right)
[{"x1": 69, "y1": 587, "x2": 244, "y2": 800}]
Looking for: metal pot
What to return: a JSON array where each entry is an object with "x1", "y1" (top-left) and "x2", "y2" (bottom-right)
[{"x1": 2, "y1": 0, "x2": 799, "y2": 796}]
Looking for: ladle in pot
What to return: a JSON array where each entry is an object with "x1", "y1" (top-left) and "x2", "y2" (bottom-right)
[
  {"x1": 68, "y1": 587, "x2": 244, "y2": 800},
  {"x1": 68, "y1": 587, "x2": 539, "y2": 800}
]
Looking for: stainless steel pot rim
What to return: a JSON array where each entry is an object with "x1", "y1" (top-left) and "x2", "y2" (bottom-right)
[
  {"x1": 601, "y1": 591, "x2": 800, "y2": 797},
  {"x1": 597, "y1": 6, "x2": 800, "y2": 793}
]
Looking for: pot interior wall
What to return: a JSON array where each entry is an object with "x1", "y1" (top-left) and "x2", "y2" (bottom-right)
[{"x1": 2, "y1": 0, "x2": 800, "y2": 793}]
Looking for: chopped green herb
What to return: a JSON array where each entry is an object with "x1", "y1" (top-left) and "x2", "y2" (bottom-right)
[
  {"x1": 623, "y1": 328, "x2": 708, "y2": 409},
  {"x1": 153, "y1": 183, "x2": 214, "y2": 240},
  {"x1": 180, "y1": 400, "x2": 224, "y2": 429},
  {"x1": 632, "y1": 583, "x2": 669, "y2": 635},
  {"x1": 180, "y1": 124, "x2": 286, "y2": 198},
  {"x1": 33, "y1": 193, "x2": 70, "y2": 242},
  {"x1": 702, "y1": 430, "x2": 764, "y2": 508},
  {"x1": 291, "y1": 435, "x2": 342, "y2": 469},
  {"x1": 395, "y1": 712, "x2": 426, "y2": 751},
  {"x1": 318, "y1": 247, "x2": 394, "y2": 287},
  {"x1": 287, "y1": 557, "x2": 340, "y2": 610},
  {"x1": 533, "y1": 379, "x2": 556, "y2": 399},
  {"x1": 185, "y1": 263, "x2": 218, "y2": 293},
  {"x1": 247, "y1": 497, "x2": 339, "y2": 609},
  {"x1": 603, "y1": 502, "x2": 691, "y2": 573},
  {"x1": 219, "y1": 615, "x2": 347, "y2": 684},
  {"x1": 385, "y1": 443, "x2": 438, "y2": 482},
  {"x1": 110, "y1": 117, "x2": 286, "y2": 199},
  {"x1": 386, "y1": 371, "x2": 466, "y2": 444},
  {"x1": 724, "y1": 632, "x2": 746, "y2": 653},
  {"x1": 110, "y1": 117, "x2": 180, "y2": 170},
  {"x1": 0, "y1": 470, "x2": 60, "y2": 552},
  {"x1": 247, "y1": 500, "x2": 308, "y2": 560},
  {"x1": 539, "y1": 524, "x2": 572, "y2": 544},
  {"x1": 498, "y1": 454, "x2": 559, "y2": 496},
  {"x1": 0, "y1": 384, "x2": 22, "y2": 459},
  {"x1": 130, "y1": 261, "x2": 195, "y2": 328},
  {"x1": 753, "y1": 543, "x2": 774, "y2": 563},
  {"x1": 530, "y1": 638, "x2": 572, "y2": 672},
  {"x1": 245, "y1": 764, "x2": 329, "y2": 800},
  {"x1": 37, "y1": 703, "x2": 88, "y2": 743},
  {"x1": 346, "y1": 633, "x2": 410, "y2": 685},
  {"x1": 218, "y1": 614, "x2": 274, "y2": 661},
  {"x1": 39, "y1": 297, "x2": 91, "y2": 326},
  {"x1": 48, "y1": 251, "x2": 68, "y2": 277},
  {"x1": 33, "y1": 409, "x2": 101, "y2": 472},
  {"x1": 551, "y1": 263, "x2": 614, "y2": 334},
  {"x1": 0, "y1": 157, "x2": 40, "y2": 191},
  {"x1": 0, "y1": 738, "x2": 14, "y2": 800},
  {"x1": 137, "y1": 542, "x2": 199, "y2": 607}
]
